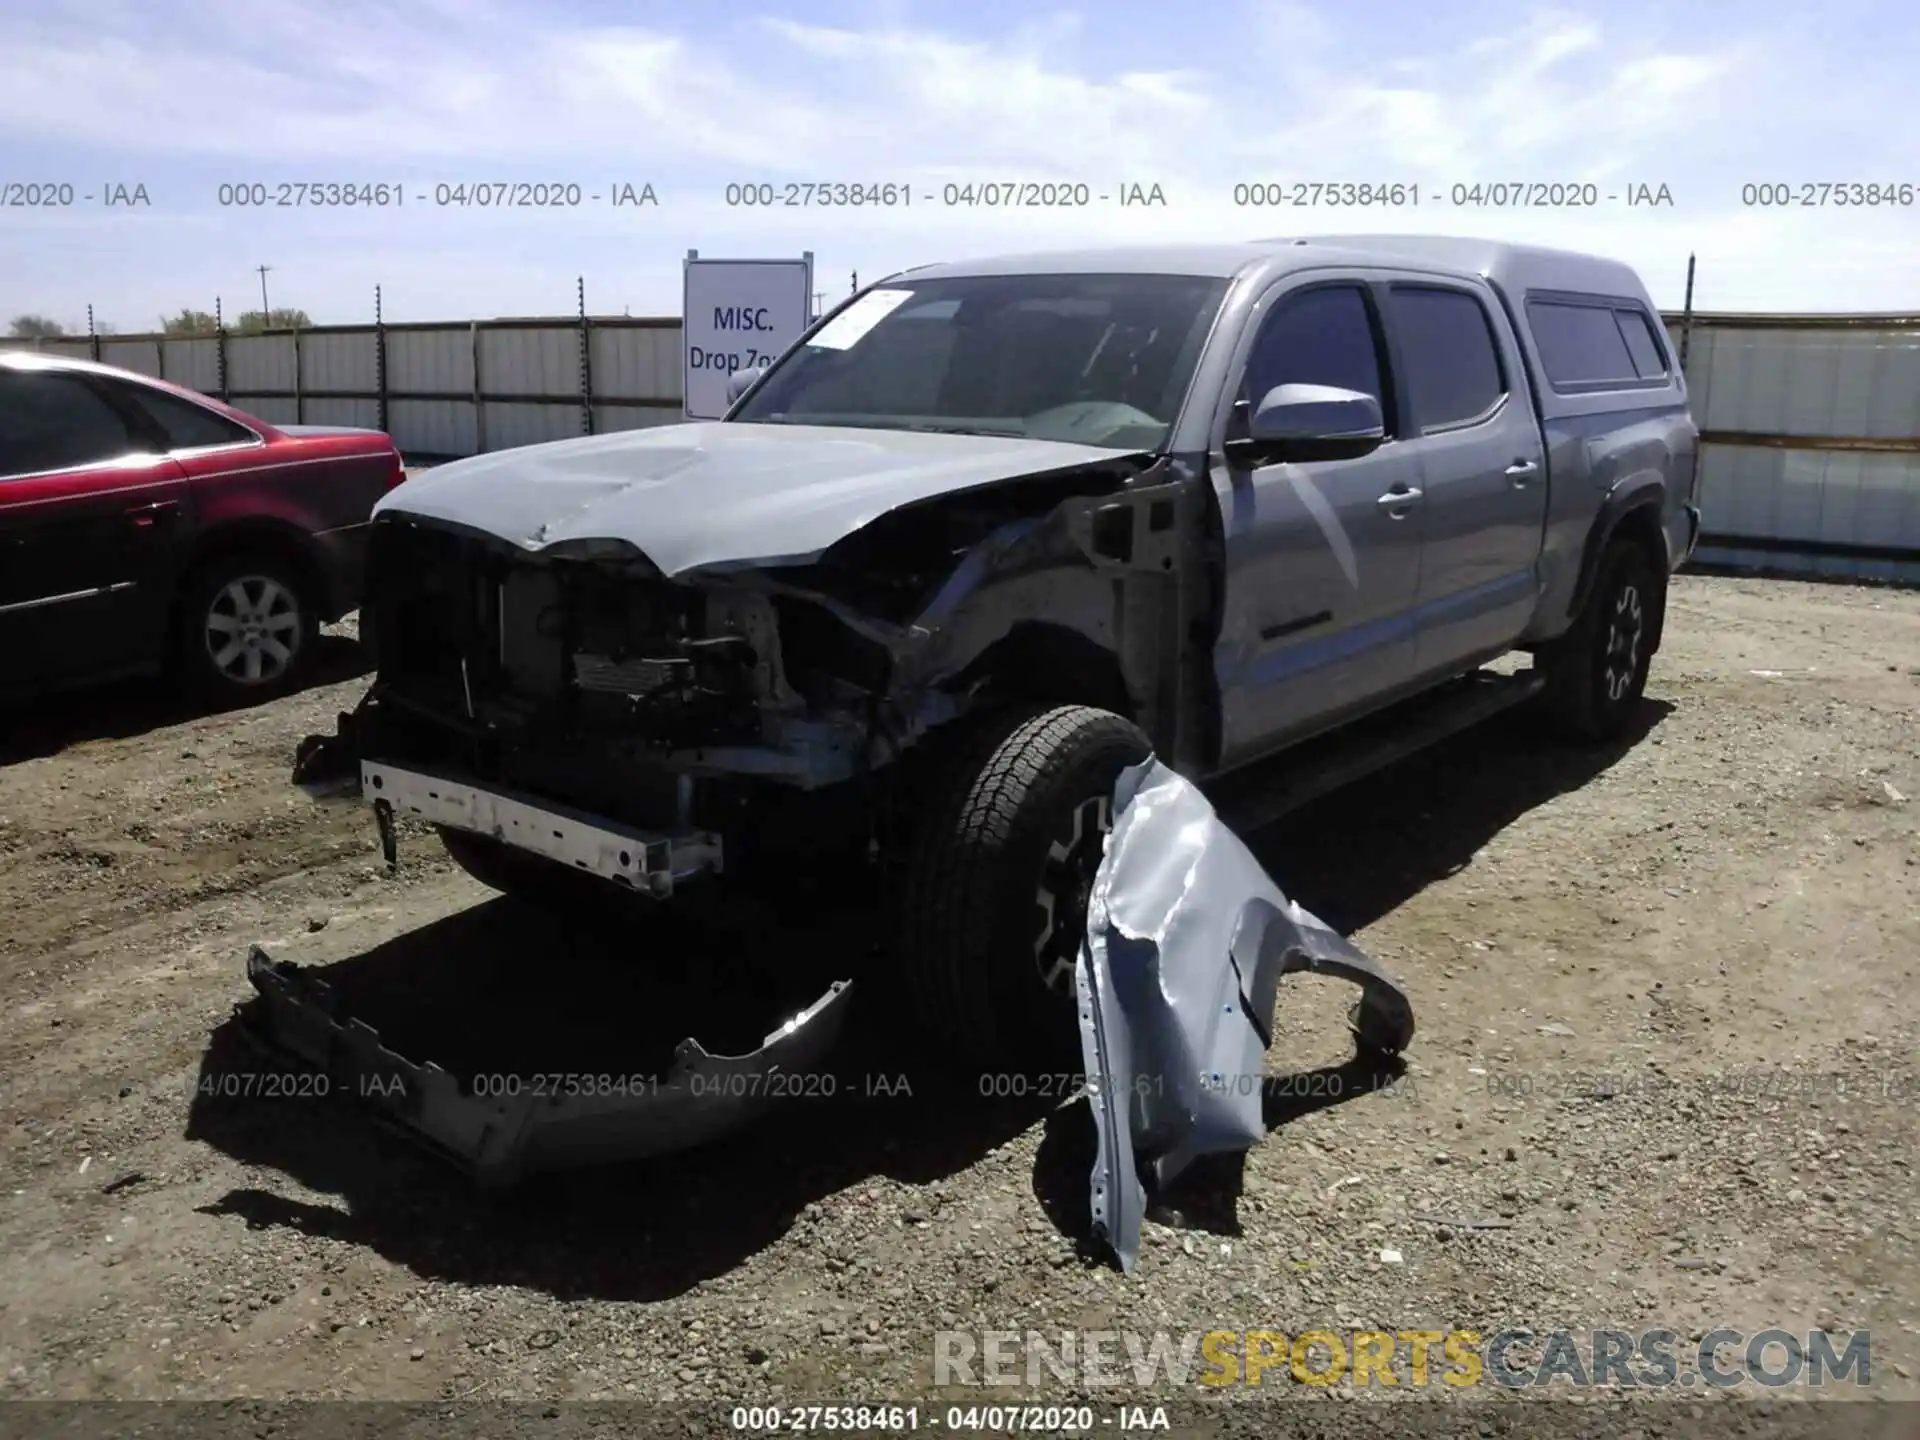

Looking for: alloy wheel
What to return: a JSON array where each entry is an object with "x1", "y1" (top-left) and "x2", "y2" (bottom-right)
[
  {"x1": 1602, "y1": 582, "x2": 1644, "y2": 703},
  {"x1": 204, "y1": 575, "x2": 303, "y2": 686},
  {"x1": 1031, "y1": 792, "x2": 1114, "y2": 995}
]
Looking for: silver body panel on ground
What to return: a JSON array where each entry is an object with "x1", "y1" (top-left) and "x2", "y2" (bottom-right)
[
  {"x1": 239, "y1": 947, "x2": 854, "y2": 1186},
  {"x1": 1077, "y1": 759, "x2": 1414, "y2": 1269}
]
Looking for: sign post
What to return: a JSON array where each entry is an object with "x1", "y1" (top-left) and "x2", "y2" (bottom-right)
[{"x1": 681, "y1": 250, "x2": 815, "y2": 420}]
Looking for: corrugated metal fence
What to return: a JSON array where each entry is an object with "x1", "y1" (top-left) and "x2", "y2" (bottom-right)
[
  {"x1": 1663, "y1": 313, "x2": 1920, "y2": 584},
  {"x1": 18, "y1": 317, "x2": 684, "y2": 458},
  {"x1": 14, "y1": 306, "x2": 1920, "y2": 583}
]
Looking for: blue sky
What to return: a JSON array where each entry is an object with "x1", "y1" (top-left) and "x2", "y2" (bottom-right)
[{"x1": 2, "y1": 0, "x2": 1916, "y2": 329}]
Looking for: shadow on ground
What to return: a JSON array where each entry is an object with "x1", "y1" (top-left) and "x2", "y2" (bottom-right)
[
  {"x1": 0, "y1": 632, "x2": 370, "y2": 766},
  {"x1": 188, "y1": 884, "x2": 1066, "y2": 1302},
  {"x1": 1248, "y1": 697, "x2": 1673, "y2": 935},
  {"x1": 185, "y1": 695, "x2": 1670, "y2": 1296}
]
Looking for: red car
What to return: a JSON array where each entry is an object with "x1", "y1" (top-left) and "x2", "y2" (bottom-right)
[{"x1": 0, "y1": 350, "x2": 404, "y2": 704}]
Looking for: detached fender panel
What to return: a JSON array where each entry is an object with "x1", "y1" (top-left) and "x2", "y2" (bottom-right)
[{"x1": 1076, "y1": 757, "x2": 1414, "y2": 1270}]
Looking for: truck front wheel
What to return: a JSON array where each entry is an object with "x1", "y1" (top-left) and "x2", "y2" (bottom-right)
[
  {"x1": 894, "y1": 704, "x2": 1152, "y2": 1073},
  {"x1": 1539, "y1": 536, "x2": 1663, "y2": 742}
]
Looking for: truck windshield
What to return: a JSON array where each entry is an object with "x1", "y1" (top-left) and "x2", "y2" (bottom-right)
[{"x1": 729, "y1": 272, "x2": 1228, "y2": 450}]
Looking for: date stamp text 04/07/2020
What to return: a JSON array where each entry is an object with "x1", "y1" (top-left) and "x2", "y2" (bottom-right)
[
  {"x1": 8, "y1": 178, "x2": 1920, "y2": 210},
  {"x1": 175, "y1": 1069, "x2": 922, "y2": 1103}
]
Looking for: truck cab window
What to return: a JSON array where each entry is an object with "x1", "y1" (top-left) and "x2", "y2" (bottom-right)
[
  {"x1": 1388, "y1": 286, "x2": 1506, "y2": 432},
  {"x1": 1242, "y1": 285, "x2": 1387, "y2": 418}
]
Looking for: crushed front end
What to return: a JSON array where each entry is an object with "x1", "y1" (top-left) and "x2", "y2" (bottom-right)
[
  {"x1": 258, "y1": 512, "x2": 916, "y2": 1177},
  {"x1": 296, "y1": 512, "x2": 929, "y2": 892}
]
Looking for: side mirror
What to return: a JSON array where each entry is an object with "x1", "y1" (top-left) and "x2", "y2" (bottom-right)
[
  {"x1": 1228, "y1": 383, "x2": 1385, "y2": 465},
  {"x1": 725, "y1": 367, "x2": 759, "y2": 404}
]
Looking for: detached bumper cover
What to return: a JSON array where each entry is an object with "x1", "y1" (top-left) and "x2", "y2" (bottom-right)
[
  {"x1": 237, "y1": 946, "x2": 854, "y2": 1185},
  {"x1": 1076, "y1": 758, "x2": 1416, "y2": 1271}
]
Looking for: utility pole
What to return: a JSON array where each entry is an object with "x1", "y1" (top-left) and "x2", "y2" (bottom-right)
[{"x1": 256, "y1": 264, "x2": 273, "y2": 319}]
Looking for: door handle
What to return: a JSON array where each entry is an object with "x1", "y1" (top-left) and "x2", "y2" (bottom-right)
[
  {"x1": 1376, "y1": 485, "x2": 1423, "y2": 513},
  {"x1": 126, "y1": 499, "x2": 180, "y2": 527},
  {"x1": 1505, "y1": 459, "x2": 1539, "y2": 484}
]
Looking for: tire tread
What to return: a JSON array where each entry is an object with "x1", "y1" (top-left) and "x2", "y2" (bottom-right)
[{"x1": 895, "y1": 704, "x2": 1149, "y2": 1068}]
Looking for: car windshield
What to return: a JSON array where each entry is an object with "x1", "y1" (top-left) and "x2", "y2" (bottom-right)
[{"x1": 729, "y1": 272, "x2": 1229, "y2": 450}]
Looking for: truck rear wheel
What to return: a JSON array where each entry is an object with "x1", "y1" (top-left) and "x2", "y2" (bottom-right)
[
  {"x1": 1539, "y1": 536, "x2": 1663, "y2": 742},
  {"x1": 894, "y1": 704, "x2": 1152, "y2": 1073}
]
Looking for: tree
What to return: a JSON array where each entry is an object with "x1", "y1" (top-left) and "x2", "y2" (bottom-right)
[
  {"x1": 9, "y1": 314, "x2": 66, "y2": 339},
  {"x1": 161, "y1": 309, "x2": 220, "y2": 336},
  {"x1": 232, "y1": 307, "x2": 312, "y2": 333}
]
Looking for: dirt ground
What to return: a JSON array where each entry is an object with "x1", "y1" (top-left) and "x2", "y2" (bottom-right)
[{"x1": 0, "y1": 573, "x2": 1916, "y2": 1417}]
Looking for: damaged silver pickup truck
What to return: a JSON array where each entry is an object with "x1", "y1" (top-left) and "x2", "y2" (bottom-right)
[{"x1": 263, "y1": 236, "x2": 1697, "y2": 1260}]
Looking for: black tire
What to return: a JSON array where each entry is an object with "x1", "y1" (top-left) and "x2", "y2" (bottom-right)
[
  {"x1": 176, "y1": 550, "x2": 318, "y2": 704},
  {"x1": 1538, "y1": 537, "x2": 1663, "y2": 742},
  {"x1": 894, "y1": 703, "x2": 1153, "y2": 1073}
]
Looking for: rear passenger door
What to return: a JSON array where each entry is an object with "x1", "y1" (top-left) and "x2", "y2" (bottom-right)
[
  {"x1": 1380, "y1": 280, "x2": 1547, "y2": 676},
  {"x1": 1211, "y1": 278, "x2": 1422, "y2": 770}
]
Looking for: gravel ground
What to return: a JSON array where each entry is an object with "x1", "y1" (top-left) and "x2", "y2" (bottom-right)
[{"x1": 0, "y1": 574, "x2": 1915, "y2": 1423}]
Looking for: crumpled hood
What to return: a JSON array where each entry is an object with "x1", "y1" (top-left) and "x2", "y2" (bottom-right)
[{"x1": 374, "y1": 422, "x2": 1141, "y2": 577}]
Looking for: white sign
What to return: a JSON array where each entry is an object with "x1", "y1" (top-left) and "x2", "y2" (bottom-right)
[{"x1": 682, "y1": 252, "x2": 814, "y2": 420}]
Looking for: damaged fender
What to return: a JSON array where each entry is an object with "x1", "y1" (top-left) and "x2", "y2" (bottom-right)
[
  {"x1": 236, "y1": 946, "x2": 855, "y2": 1185},
  {"x1": 1075, "y1": 757, "x2": 1416, "y2": 1270}
]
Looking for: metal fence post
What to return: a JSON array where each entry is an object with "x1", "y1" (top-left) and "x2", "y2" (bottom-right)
[
  {"x1": 683, "y1": 250, "x2": 697, "y2": 420},
  {"x1": 293, "y1": 323, "x2": 305, "y2": 423},
  {"x1": 375, "y1": 285, "x2": 389, "y2": 435},
  {"x1": 578, "y1": 276, "x2": 594, "y2": 436},
  {"x1": 88, "y1": 305, "x2": 100, "y2": 362},
  {"x1": 215, "y1": 298, "x2": 229, "y2": 401},
  {"x1": 471, "y1": 321, "x2": 487, "y2": 455},
  {"x1": 1679, "y1": 253, "x2": 1697, "y2": 375}
]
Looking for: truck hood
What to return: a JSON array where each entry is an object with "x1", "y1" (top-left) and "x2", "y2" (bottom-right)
[{"x1": 373, "y1": 421, "x2": 1144, "y2": 577}]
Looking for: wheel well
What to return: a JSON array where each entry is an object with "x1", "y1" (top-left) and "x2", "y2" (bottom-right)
[
  {"x1": 169, "y1": 523, "x2": 327, "y2": 644},
  {"x1": 949, "y1": 622, "x2": 1134, "y2": 722}
]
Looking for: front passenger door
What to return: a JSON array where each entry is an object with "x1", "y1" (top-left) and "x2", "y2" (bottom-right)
[
  {"x1": 1211, "y1": 280, "x2": 1423, "y2": 771},
  {"x1": 0, "y1": 370, "x2": 191, "y2": 692}
]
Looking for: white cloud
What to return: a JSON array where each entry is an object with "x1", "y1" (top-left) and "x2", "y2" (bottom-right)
[
  {"x1": 2, "y1": 0, "x2": 1916, "y2": 315},
  {"x1": 0, "y1": 0, "x2": 1738, "y2": 177}
]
